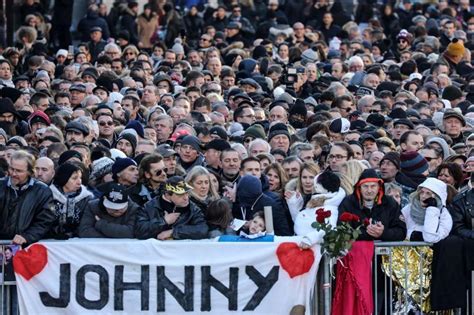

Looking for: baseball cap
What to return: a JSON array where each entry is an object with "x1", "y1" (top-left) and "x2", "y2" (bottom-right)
[{"x1": 103, "y1": 183, "x2": 129, "y2": 210}]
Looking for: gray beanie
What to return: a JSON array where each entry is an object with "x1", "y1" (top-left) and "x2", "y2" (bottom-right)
[{"x1": 426, "y1": 136, "x2": 451, "y2": 160}]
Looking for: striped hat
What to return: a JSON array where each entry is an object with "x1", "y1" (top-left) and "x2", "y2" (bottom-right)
[{"x1": 400, "y1": 151, "x2": 428, "y2": 175}]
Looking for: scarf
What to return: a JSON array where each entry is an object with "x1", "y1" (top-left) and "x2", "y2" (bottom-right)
[{"x1": 409, "y1": 191, "x2": 442, "y2": 225}]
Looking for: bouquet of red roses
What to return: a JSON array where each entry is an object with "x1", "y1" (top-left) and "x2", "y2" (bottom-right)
[{"x1": 311, "y1": 209, "x2": 363, "y2": 259}]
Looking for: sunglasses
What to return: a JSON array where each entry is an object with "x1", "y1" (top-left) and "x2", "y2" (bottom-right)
[
  {"x1": 424, "y1": 157, "x2": 436, "y2": 162},
  {"x1": 99, "y1": 121, "x2": 114, "y2": 126},
  {"x1": 155, "y1": 168, "x2": 168, "y2": 176},
  {"x1": 244, "y1": 137, "x2": 255, "y2": 143}
]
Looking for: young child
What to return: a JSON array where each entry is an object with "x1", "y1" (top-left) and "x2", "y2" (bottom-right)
[{"x1": 240, "y1": 211, "x2": 266, "y2": 238}]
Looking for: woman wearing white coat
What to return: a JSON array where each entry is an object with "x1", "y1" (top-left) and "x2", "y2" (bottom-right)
[
  {"x1": 289, "y1": 171, "x2": 346, "y2": 249},
  {"x1": 401, "y1": 177, "x2": 452, "y2": 243}
]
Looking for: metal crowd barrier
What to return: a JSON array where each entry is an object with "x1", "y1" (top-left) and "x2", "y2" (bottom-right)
[
  {"x1": 0, "y1": 241, "x2": 17, "y2": 315},
  {"x1": 314, "y1": 241, "x2": 470, "y2": 315}
]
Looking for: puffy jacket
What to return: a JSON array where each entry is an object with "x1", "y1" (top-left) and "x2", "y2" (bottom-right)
[
  {"x1": 0, "y1": 177, "x2": 55, "y2": 244},
  {"x1": 135, "y1": 196, "x2": 208, "y2": 240},
  {"x1": 450, "y1": 189, "x2": 474, "y2": 239},
  {"x1": 48, "y1": 184, "x2": 94, "y2": 239},
  {"x1": 294, "y1": 188, "x2": 346, "y2": 246},
  {"x1": 78, "y1": 199, "x2": 139, "y2": 238}
]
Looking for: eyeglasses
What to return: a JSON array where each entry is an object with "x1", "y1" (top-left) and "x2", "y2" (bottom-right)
[
  {"x1": 125, "y1": 52, "x2": 135, "y2": 56},
  {"x1": 424, "y1": 157, "x2": 437, "y2": 162},
  {"x1": 244, "y1": 137, "x2": 255, "y2": 143},
  {"x1": 99, "y1": 121, "x2": 114, "y2": 126},
  {"x1": 341, "y1": 107, "x2": 352, "y2": 113},
  {"x1": 200, "y1": 38, "x2": 210, "y2": 42},
  {"x1": 328, "y1": 154, "x2": 347, "y2": 161},
  {"x1": 155, "y1": 168, "x2": 168, "y2": 176}
]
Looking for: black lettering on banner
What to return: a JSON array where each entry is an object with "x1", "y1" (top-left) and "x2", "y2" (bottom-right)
[
  {"x1": 76, "y1": 265, "x2": 109, "y2": 310},
  {"x1": 243, "y1": 266, "x2": 280, "y2": 311},
  {"x1": 39, "y1": 263, "x2": 71, "y2": 307},
  {"x1": 156, "y1": 266, "x2": 194, "y2": 312},
  {"x1": 114, "y1": 265, "x2": 150, "y2": 311},
  {"x1": 200, "y1": 266, "x2": 238, "y2": 311}
]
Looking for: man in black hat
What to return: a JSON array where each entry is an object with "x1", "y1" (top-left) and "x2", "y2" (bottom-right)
[
  {"x1": 79, "y1": 183, "x2": 140, "y2": 238},
  {"x1": 88, "y1": 26, "x2": 107, "y2": 62},
  {"x1": 390, "y1": 118, "x2": 414, "y2": 144},
  {"x1": 443, "y1": 109, "x2": 466, "y2": 145},
  {"x1": 204, "y1": 139, "x2": 231, "y2": 173},
  {"x1": 157, "y1": 144, "x2": 185, "y2": 177},
  {"x1": 69, "y1": 83, "x2": 87, "y2": 108},
  {"x1": 65, "y1": 121, "x2": 90, "y2": 146},
  {"x1": 177, "y1": 135, "x2": 205, "y2": 171},
  {"x1": 135, "y1": 176, "x2": 208, "y2": 240},
  {"x1": 0, "y1": 98, "x2": 29, "y2": 136}
]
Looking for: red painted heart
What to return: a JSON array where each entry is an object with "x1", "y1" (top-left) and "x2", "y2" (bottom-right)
[
  {"x1": 13, "y1": 244, "x2": 48, "y2": 280},
  {"x1": 276, "y1": 242, "x2": 315, "y2": 278}
]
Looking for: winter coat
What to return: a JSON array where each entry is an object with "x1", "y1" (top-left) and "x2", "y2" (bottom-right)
[
  {"x1": 232, "y1": 175, "x2": 291, "y2": 236},
  {"x1": 164, "y1": 10, "x2": 184, "y2": 48},
  {"x1": 120, "y1": 8, "x2": 139, "y2": 45},
  {"x1": 294, "y1": 188, "x2": 346, "y2": 246},
  {"x1": 207, "y1": 16, "x2": 228, "y2": 32},
  {"x1": 135, "y1": 196, "x2": 208, "y2": 240},
  {"x1": 127, "y1": 183, "x2": 158, "y2": 207},
  {"x1": 48, "y1": 184, "x2": 94, "y2": 239},
  {"x1": 401, "y1": 178, "x2": 452, "y2": 243},
  {"x1": 177, "y1": 154, "x2": 205, "y2": 172},
  {"x1": 450, "y1": 188, "x2": 474, "y2": 239},
  {"x1": 88, "y1": 39, "x2": 107, "y2": 63},
  {"x1": 183, "y1": 14, "x2": 204, "y2": 42},
  {"x1": 0, "y1": 177, "x2": 55, "y2": 244},
  {"x1": 339, "y1": 194, "x2": 405, "y2": 241},
  {"x1": 77, "y1": 10, "x2": 110, "y2": 42},
  {"x1": 78, "y1": 199, "x2": 139, "y2": 238},
  {"x1": 137, "y1": 13, "x2": 159, "y2": 49}
]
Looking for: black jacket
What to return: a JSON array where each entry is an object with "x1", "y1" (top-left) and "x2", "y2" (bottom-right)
[
  {"x1": 0, "y1": 177, "x2": 55, "y2": 244},
  {"x1": 232, "y1": 194, "x2": 292, "y2": 236},
  {"x1": 127, "y1": 183, "x2": 159, "y2": 207},
  {"x1": 449, "y1": 189, "x2": 474, "y2": 239},
  {"x1": 338, "y1": 194, "x2": 406, "y2": 241},
  {"x1": 48, "y1": 184, "x2": 93, "y2": 239},
  {"x1": 135, "y1": 196, "x2": 208, "y2": 240},
  {"x1": 78, "y1": 199, "x2": 139, "y2": 238},
  {"x1": 77, "y1": 10, "x2": 110, "y2": 41}
]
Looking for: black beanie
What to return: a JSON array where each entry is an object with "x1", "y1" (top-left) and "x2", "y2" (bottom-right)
[
  {"x1": 115, "y1": 133, "x2": 137, "y2": 153},
  {"x1": 289, "y1": 99, "x2": 308, "y2": 117},
  {"x1": 53, "y1": 163, "x2": 81, "y2": 188},
  {"x1": 316, "y1": 171, "x2": 341, "y2": 193},
  {"x1": 58, "y1": 150, "x2": 83, "y2": 166}
]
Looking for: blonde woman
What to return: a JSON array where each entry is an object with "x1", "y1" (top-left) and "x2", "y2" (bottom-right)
[
  {"x1": 185, "y1": 166, "x2": 219, "y2": 212},
  {"x1": 285, "y1": 162, "x2": 320, "y2": 216},
  {"x1": 340, "y1": 160, "x2": 368, "y2": 186}
]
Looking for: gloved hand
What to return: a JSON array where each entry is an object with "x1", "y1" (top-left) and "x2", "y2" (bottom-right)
[{"x1": 424, "y1": 197, "x2": 437, "y2": 208}]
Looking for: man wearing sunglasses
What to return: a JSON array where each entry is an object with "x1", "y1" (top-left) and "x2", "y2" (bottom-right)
[{"x1": 127, "y1": 154, "x2": 167, "y2": 207}]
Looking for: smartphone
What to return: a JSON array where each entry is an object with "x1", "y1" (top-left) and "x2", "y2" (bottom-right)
[{"x1": 68, "y1": 45, "x2": 74, "y2": 55}]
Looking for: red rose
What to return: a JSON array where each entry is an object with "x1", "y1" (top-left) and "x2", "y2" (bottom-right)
[
  {"x1": 316, "y1": 213, "x2": 326, "y2": 223},
  {"x1": 351, "y1": 214, "x2": 360, "y2": 222},
  {"x1": 363, "y1": 218, "x2": 370, "y2": 226},
  {"x1": 316, "y1": 208, "x2": 324, "y2": 215},
  {"x1": 339, "y1": 212, "x2": 354, "y2": 222}
]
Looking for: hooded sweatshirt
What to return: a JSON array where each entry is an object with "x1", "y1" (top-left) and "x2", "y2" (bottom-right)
[{"x1": 233, "y1": 175, "x2": 291, "y2": 236}]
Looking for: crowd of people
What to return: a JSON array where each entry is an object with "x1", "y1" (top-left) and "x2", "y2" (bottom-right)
[{"x1": 0, "y1": 0, "x2": 473, "y2": 311}]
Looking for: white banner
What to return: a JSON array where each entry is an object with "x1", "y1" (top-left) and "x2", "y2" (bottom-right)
[{"x1": 14, "y1": 238, "x2": 321, "y2": 315}]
